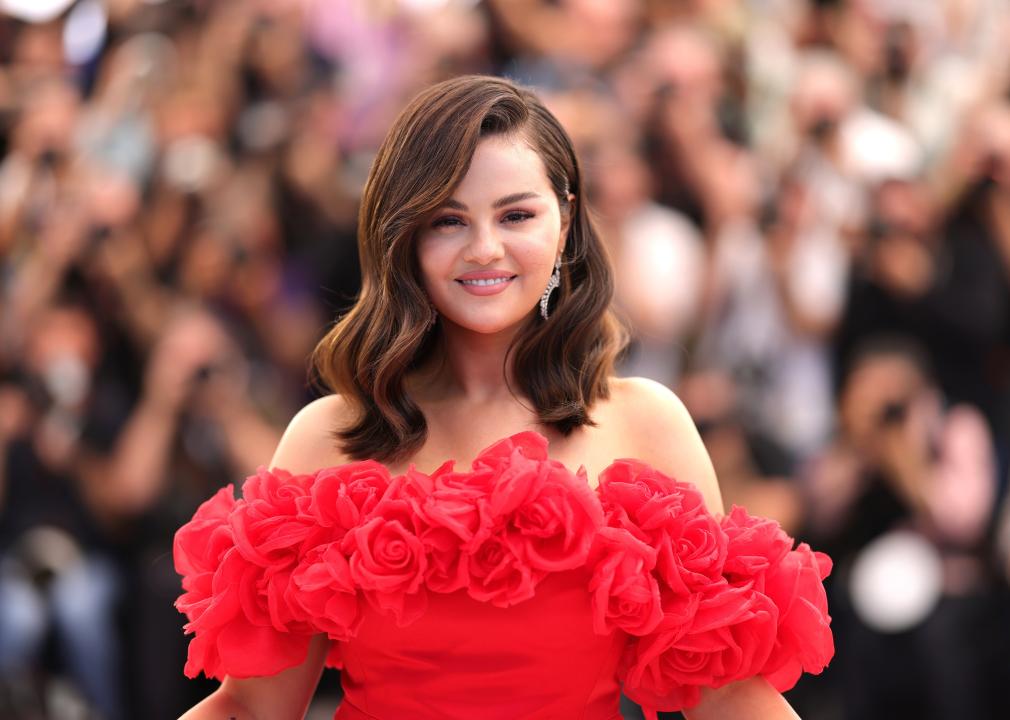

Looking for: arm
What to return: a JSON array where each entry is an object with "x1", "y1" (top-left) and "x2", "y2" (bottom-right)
[
  {"x1": 208, "y1": 396, "x2": 285, "y2": 478},
  {"x1": 178, "y1": 394, "x2": 352, "y2": 720},
  {"x1": 76, "y1": 397, "x2": 180, "y2": 520},
  {"x1": 77, "y1": 308, "x2": 236, "y2": 518},
  {"x1": 620, "y1": 377, "x2": 805, "y2": 720},
  {"x1": 686, "y1": 678, "x2": 800, "y2": 720},
  {"x1": 181, "y1": 634, "x2": 331, "y2": 720}
]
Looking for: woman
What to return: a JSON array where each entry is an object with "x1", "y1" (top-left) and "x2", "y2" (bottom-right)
[{"x1": 174, "y1": 75, "x2": 832, "y2": 720}]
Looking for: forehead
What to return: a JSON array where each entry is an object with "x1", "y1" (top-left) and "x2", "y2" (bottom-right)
[
  {"x1": 453, "y1": 134, "x2": 553, "y2": 196},
  {"x1": 847, "y1": 353, "x2": 923, "y2": 392}
]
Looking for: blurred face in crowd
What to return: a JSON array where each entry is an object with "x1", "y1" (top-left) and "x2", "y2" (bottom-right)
[
  {"x1": 868, "y1": 179, "x2": 935, "y2": 297},
  {"x1": 24, "y1": 305, "x2": 100, "y2": 412},
  {"x1": 791, "y1": 55, "x2": 856, "y2": 145},
  {"x1": 839, "y1": 350, "x2": 929, "y2": 452},
  {"x1": 646, "y1": 25, "x2": 723, "y2": 109},
  {"x1": 589, "y1": 142, "x2": 651, "y2": 219},
  {"x1": 565, "y1": 0, "x2": 641, "y2": 66},
  {"x1": 14, "y1": 78, "x2": 80, "y2": 162},
  {"x1": 415, "y1": 133, "x2": 570, "y2": 336}
]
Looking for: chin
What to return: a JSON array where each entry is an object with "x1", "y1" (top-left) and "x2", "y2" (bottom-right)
[{"x1": 440, "y1": 308, "x2": 534, "y2": 335}]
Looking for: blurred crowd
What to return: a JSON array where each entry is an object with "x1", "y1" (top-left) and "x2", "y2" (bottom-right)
[{"x1": 1, "y1": 0, "x2": 1009, "y2": 718}]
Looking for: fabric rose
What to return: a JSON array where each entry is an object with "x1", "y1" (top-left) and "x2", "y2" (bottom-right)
[
  {"x1": 719, "y1": 505, "x2": 834, "y2": 691},
  {"x1": 759, "y1": 543, "x2": 834, "y2": 691},
  {"x1": 432, "y1": 463, "x2": 493, "y2": 496},
  {"x1": 422, "y1": 433, "x2": 550, "y2": 560},
  {"x1": 174, "y1": 486, "x2": 243, "y2": 679},
  {"x1": 174, "y1": 485, "x2": 237, "y2": 624},
  {"x1": 227, "y1": 467, "x2": 321, "y2": 631},
  {"x1": 467, "y1": 434, "x2": 604, "y2": 603},
  {"x1": 467, "y1": 533, "x2": 539, "y2": 607},
  {"x1": 381, "y1": 464, "x2": 473, "y2": 595},
  {"x1": 309, "y1": 460, "x2": 392, "y2": 541},
  {"x1": 471, "y1": 431, "x2": 550, "y2": 473},
  {"x1": 175, "y1": 479, "x2": 316, "y2": 680},
  {"x1": 598, "y1": 460, "x2": 726, "y2": 593},
  {"x1": 231, "y1": 467, "x2": 319, "y2": 566},
  {"x1": 484, "y1": 447, "x2": 542, "y2": 517},
  {"x1": 290, "y1": 542, "x2": 362, "y2": 640},
  {"x1": 597, "y1": 460, "x2": 705, "y2": 538},
  {"x1": 420, "y1": 524, "x2": 470, "y2": 594},
  {"x1": 651, "y1": 510, "x2": 728, "y2": 595},
  {"x1": 424, "y1": 462, "x2": 495, "y2": 552},
  {"x1": 589, "y1": 526, "x2": 663, "y2": 636},
  {"x1": 721, "y1": 505, "x2": 793, "y2": 592},
  {"x1": 597, "y1": 459, "x2": 682, "y2": 519},
  {"x1": 183, "y1": 548, "x2": 315, "y2": 679},
  {"x1": 499, "y1": 462, "x2": 605, "y2": 573},
  {"x1": 342, "y1": 485, "x2": 429, "y2": 626},
  {"x1": 622, "y1": 581, "x2": 778, "y2": 714}
]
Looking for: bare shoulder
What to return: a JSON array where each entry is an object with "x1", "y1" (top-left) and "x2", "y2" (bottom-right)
[
  {"x1": 608, "y1": 376, "x2": 696, "y2": 445},
  {"x1": 609, "y1": 376, "x2": 688, "y2": 424},
  {"x1": 269, "y1": 394, "x2": 355, "y2": 475},
  {"x1": 609, "y1": 376, "x2": 725, "y2": 514}
]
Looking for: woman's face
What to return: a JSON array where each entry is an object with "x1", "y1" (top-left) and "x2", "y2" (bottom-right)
[{"x1": 416, "y1": 133, "x2": 569, "y2": 335}]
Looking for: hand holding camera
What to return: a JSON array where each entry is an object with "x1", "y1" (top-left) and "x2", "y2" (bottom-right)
[{"x1": 141, "y1": 307, "x2": 244, "y2": 417}]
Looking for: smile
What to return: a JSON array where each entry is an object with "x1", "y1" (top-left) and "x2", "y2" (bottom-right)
[
  {"x1": 455, "y1": 275, "x2": 517, "y2": 296},
  {"x1": 459, "y1": 277, "x2": 513, "y2": 286}
]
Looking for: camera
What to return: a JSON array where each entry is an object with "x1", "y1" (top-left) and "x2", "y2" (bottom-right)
[{"x1": 878, "y1": 399, "x2": 908, "y2": 427}]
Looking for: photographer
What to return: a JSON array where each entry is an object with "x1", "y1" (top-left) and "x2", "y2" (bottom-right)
[
  {"x1": 805, "y1": 336, "x2": 1004, "y2": 720},
  {"x1": 0, "y1": 301, "x2": 127, "y2": 720}
]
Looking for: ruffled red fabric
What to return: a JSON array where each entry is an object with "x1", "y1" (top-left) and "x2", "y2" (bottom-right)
[
  {"x1": 596, "y1": 463, "x2": 834, "y2": 718},
  {"x1": 174, "y1": 431, "x2": 833, "y2": 712}
]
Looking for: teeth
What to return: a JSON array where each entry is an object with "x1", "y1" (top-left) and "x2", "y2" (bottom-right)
[{"x1": 460, "y1": 277, "x2": 511, "y2": 286}]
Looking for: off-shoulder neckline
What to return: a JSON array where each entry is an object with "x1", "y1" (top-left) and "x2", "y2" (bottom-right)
[{"x1": 293, "y1": 429, "x2": 669, "y2": 494}]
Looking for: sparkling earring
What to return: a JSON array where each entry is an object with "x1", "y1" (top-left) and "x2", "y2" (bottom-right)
[{"x1": 539, "y1": 256, "x2": 561, "y2": 320}]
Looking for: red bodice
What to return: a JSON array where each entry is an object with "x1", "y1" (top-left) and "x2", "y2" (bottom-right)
[{"x1": 174, "y1": 431, "x2": 834, "y2": 719}]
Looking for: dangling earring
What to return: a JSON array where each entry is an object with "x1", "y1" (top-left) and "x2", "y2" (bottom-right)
[
  {"x1": 425, "y1": 303, "x2": 438, "y2": 332},
  {"x1": 539, "y1": 256, "x2": 561, "y2": 320}
]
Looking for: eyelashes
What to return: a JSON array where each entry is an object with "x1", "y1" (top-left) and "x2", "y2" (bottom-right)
[
  {"x1": 502, "y1": 211, "x2": 534, "y2": 224},
  {"x1": 431, "y1": 211, "x2": 534, "y2": 229}
]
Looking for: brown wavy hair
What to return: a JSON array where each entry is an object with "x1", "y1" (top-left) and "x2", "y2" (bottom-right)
[{"x1": 309, "y1": 75, "x2": 628, "y2": 462}]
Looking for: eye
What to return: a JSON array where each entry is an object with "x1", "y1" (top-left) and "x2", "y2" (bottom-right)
[
  {"x1": 502, "y1": 210, "x2": 534, "y2": 224},
  {"x1": 432, "y1": 215, "x2": 464, "y2": 228}
]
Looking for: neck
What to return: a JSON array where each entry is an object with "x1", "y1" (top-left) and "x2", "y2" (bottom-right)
[{"x1": 413, "y1": 319, "x2": 529, "y2": 404}]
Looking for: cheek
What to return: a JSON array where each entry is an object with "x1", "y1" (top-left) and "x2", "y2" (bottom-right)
[
  {"x1": 416, "y1": 236, "x2": 453, "y2": 289},
  {"x1": 512, "y1": 239, "x2": 558, "y2": 281}
]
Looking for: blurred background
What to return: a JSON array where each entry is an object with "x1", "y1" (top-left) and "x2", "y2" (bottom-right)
[{"x1": 1, "y1": 0, "x2": 1009, "y2": 718}]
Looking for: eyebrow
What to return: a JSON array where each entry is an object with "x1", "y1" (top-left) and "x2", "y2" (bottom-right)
[{"x1": 442, "y1": 191, "x2": 543, "y2": 211}]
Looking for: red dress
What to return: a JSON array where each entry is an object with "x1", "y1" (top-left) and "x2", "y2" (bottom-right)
[{"x1": 174, "y1": 432, "x2": 833, "y2": 719}]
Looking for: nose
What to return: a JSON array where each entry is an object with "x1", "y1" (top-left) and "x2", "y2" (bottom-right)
[{"x1": 462, "y1": 220, "x2": 505, "y2": 265}]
